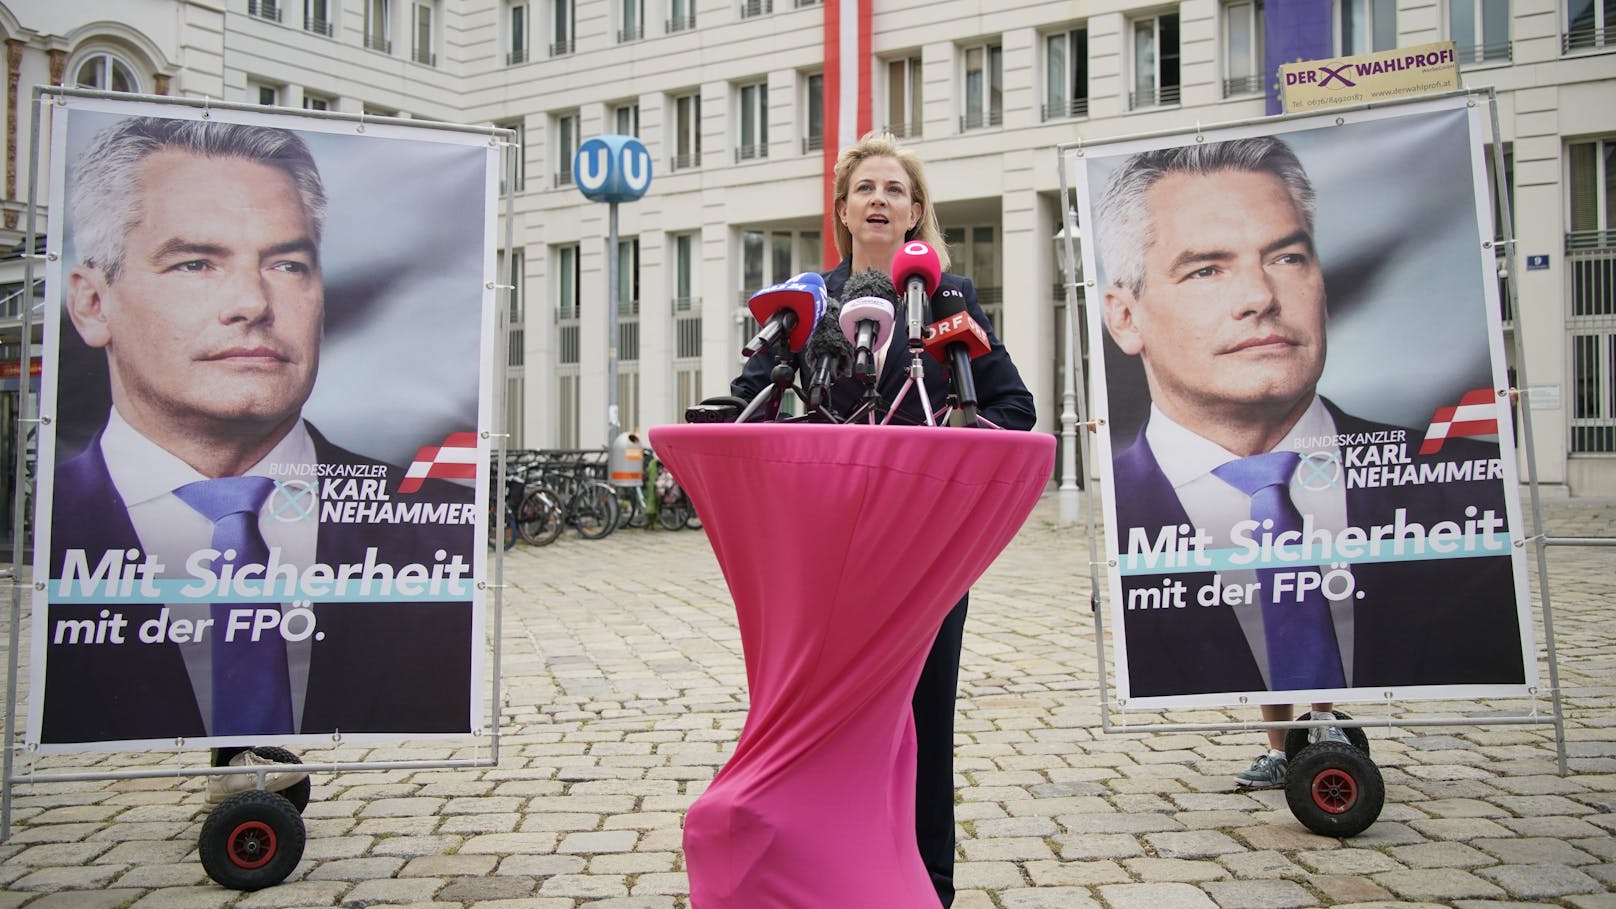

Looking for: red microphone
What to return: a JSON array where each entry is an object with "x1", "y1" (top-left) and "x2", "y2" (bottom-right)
[
  {"x1": 742, "y1": 272, "x2": 827, "y2": 357},
  {"x1": 922, "y1": 311, "x2": 991, "y2": 363},
  {"x1": 890, "y1": 241, "x2": 942, "y2": 347}
]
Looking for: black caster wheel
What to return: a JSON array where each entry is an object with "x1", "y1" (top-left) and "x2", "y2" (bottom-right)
[
  {"x1": 199, "y1": 789, "x2": 306, "y2": 890},
  {"x1": 1284, "y1": 740, "x2": 1385, "y2": 837},
  {"x1": 247, "y1": 746, "x2": 312, "y2": 814},
  {"x1": 1284, "y1": 710, "x2": 1371, "y2": 762}
]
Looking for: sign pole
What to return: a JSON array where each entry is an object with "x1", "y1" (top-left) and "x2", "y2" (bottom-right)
[{"x1": 607, "y1": 201, "x2": 620, "y2": 444}]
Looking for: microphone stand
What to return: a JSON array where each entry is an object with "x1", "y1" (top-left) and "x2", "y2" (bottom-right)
[
  {"x1": 736, "y1": 343, "x2": 805, "y2": 423},
  {"x1": 883, "y1": 338, "x2": 935, "y2": 427}
]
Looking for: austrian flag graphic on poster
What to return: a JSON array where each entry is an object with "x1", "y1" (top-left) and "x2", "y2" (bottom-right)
[
  {"x1": 400, "y1": 432, "x2": 481, "y2": 493},
  {"x1": 1420, "y1": 388, "x2": 1501, "y2": 454}
]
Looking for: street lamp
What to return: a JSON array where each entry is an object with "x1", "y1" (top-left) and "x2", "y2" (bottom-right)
[{"x1": 1053, "y1": 205, "x2": 1083, "y2": 525}]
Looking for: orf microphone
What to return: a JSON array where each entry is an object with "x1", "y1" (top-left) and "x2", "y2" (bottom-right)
[
  {"x1": 890, "y1": 241, "x2": 942, "y2": 347},
  {"x1": 922, "y1": 294, "x2": 991, "y2": 426},
  {"x1": 805, "y1": 299, "x2": 852, "y2": 414},
  {"x1": 742, "y1": 272, "x2": 827, "y2": 358},
  {"x1": 837, "y1": 269, "x2": 898, "y2": 383}
]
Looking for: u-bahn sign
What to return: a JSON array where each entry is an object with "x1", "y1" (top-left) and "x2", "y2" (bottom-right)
[{"x1": 574, "y1": 134, "x2": 652, "y2": 203}]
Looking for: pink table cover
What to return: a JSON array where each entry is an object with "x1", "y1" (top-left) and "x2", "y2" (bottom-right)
[{"x1": 650, "y1": 423, "x2": 1054, "y2": 908}]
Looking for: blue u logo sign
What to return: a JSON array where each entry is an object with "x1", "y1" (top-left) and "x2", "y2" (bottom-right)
[{"x1": 574, "y1": 135, "x2": 653, "y2": 203}]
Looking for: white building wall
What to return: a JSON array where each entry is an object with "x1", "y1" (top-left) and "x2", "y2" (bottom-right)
[{"x1": 1, "y1": 0, "x2": 1614, "y2": 492}]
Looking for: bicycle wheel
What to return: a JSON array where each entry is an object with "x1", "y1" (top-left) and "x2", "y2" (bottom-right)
[
  {"x1": 619, "y1": 488, "x2": 649, "y2": 529},
  {"x1": 572, "y1": 483, "x2": 619, "y2": 540},
  {"x1": 517, "y1": 487, "x2": 564, "y2": 546},
  {"x1": 657, "y1": 500, "x2": 686, "y2": 531}
]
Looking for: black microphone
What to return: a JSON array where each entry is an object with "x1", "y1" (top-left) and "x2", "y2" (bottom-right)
[
  {"x1": 804, "y1": 300, "x2": 852, "y2": 415},
  {"x1": 923, "y1": 294, "x2": 992, "y2": 427},
  {"x1": 837, "y1": 268, "x2": 899, "y2": 384}
]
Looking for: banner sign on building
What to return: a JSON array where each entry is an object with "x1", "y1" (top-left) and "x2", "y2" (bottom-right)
[
  {"x1": 29, "y1": 96, "x2": 499, "y2": 751},
  {"x1": 1280, "y1": 41, "x2": 1460, "y2": 113},
  {"x1": 1068, "y1": 93, "x2": 1535, "y2": 708}
]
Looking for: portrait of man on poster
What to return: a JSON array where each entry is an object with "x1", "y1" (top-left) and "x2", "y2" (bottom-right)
[
  {"x1": 41, "y1": 114, "x2": 478, "y2": 750},
  {"x1": 1090, "y1": 129, "x2": 1528, "y2": 701}
]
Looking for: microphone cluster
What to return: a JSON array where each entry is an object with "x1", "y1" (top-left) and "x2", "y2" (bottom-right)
[{"x1": 689, "y1": 241, "x2": 993, "y2": 427}]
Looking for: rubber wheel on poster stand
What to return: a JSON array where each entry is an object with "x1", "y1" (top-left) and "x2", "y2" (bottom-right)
[
  {"x1": 198, "y1": 789, "x2": 306, "y2": 891},
  {"x1": 1283, "y1": 710, "x2": 1371, "y2": 762},
  {"x1": 247, "y1": 746, "x2": 312, "y2": 814},
  {"x1": 1284, "y1": 741, "x2": 1384, "y2": 838}
]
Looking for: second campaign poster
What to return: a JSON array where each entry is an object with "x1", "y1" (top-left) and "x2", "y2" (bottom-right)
[
  {"x1": 29, "y1": 95, "x2": 499, "y2": 750},
  {"x1": 1070, "y1": 93, "x2": 1537, "y2": 708}
]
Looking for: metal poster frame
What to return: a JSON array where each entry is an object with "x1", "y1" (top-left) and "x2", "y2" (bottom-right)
[
  {"x1": 1, "y1": 86, "x2": 519, "y2": 838},
  {"x1": 1056, "y1": 88, "x2": 1587, "y2": 774}
]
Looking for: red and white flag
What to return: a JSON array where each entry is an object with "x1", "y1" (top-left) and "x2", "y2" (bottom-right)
[
  {"x1": 822, "y1": 0, "x2": 872, "y2": 267},
  {"x1": 398, "y1": 431, "x2": 480, "y2": 493},
  {"x1": 1419, "y1": 388, "x2": 1500, "y2": 455}
]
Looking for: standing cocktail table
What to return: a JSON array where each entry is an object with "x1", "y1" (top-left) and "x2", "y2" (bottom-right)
[{"x1": 651, "y1": 423, "x2": 1054, "y2": 908}]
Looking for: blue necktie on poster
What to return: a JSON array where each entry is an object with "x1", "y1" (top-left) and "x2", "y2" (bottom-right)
[
  {"x1": 1212, "y1": 452, "x2": 1346, "y2": 690},
  {"x1": 173, "y1": 476, "x2": 294, "y2": 736}
]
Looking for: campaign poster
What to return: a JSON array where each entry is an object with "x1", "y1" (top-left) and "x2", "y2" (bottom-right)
[
  {"x1": 28, "y1": 96, "x2": 499, "y2": 750},
  {"x1": 1068, "y1": 93, "x2": 1537, "y2": 708}
]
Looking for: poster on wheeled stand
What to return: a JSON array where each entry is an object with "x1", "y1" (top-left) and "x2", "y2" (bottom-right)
[
  {"x1": 1068, "y1": 92, "x2": 1537, "y2": 710},
  {"x1": 26, "y1": 94, "x2": 500, "y2": 752}
]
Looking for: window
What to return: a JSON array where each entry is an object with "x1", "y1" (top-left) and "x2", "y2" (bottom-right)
[
  {"x1": 498, "y1": 118, "x2": 525, "y2": 192},
  {"x1": 1565, "y1": 0, "x2": 1614, "y2": 50},
  {"x1": 508, "y1": 2, "x2": 529, "y2": 63},
  {"x1": 249, "y1": 0, "x2": 283, "y2": 23},
  {"x1": 555, "y1": 243, "x2": 581, "y2": 449},
  {"x1": 668, "y1": 0, "x2": 696, "y2": 33},
  {"x1": 554, "y1": 112, "x2": 579, "y2": 186},
  {"x1": 803, "y1": 72, "x2": 824, "y2": 152},
  {"x1": 1130, "y1": 11, "x2": 1181, "y2": 109},
  {"x1": 305, "y1": 0, "x2": 333, "y2": 36},
  {"x1": 251, "y1": 82, "x2": 280, "y2": 106},
  {"x1": 364, "y1": 0, "x2": 392, "y2": 51},
  {"x1": 551, "y1": 0, "x2": 575, "y2": 55},
  {"x1": 1044, "y1": 28, "x2": 1088, "y2": 120},
  {"x1": 619, "y1": 0, "x2": 644, "y2": 42},
  {"x1": 741, "y1": 0, "x2": 774, "y2": 19},
  {"x1": 672, "y1": 232, "x2": 703, "y2": 419},
  {"x1": 943, "y1": 225, "x2": 1002, "y2": 334},
  {"x1": 505, "y1": 247, "x2": 526, "y2": 366},
  {"x1": 616, "y1": 238, "x2": 642, "y2": 316},
  {"x1": 613, "y1": 102, "x2": 640, "y2": 136},
  {"x1": 740, "y1": 228, "x2": 821, "y2": 372},
  {"x1": 737, "y1": 81, "x2": 769, "y2": 161},
  {"x1": 673, "y1": 91, "x2": 702, "y2": 171},
  {"x1": 1451, "y1": 0, "x2": 1511, "y2": 63},
  {"x1": 961, "y1": 43, "x2": 1003, "y2": 131},
  {"x1": 1223, "y1": 2, "x2": 1263, "y2": 96},
  {"x1": 303, "y1": 92, "x2": 332, "y2": 111},
  {"x1": 672, "y1": 232, "x2": 699, "y2": 313},
  {"x1": 413, "y1": 2, "x2": 436, "y2": 65},
  {"x1": 886, "y1": 56, "x2": 922, "y2": 139},
  {"x1": 1338, "y1": 0, "x2": 1396, "y2": 55},
  {"x1": 75, "y1": 52, "x2": 139, "y2": 93},
  {"x1": 1568, "y1": 138, "x2": 1616, "y2": 452}
]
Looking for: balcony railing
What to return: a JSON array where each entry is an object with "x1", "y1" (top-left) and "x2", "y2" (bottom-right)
[
  {"x1": 617, "y1": 25, "x2": 643, "y2": 43},
  {"x1": 1041, "y1": 97, "x2": 1089, "y2": 121},
  {"x1": 793, "y1": 0, "x2": 821, "y2": 6},
  {"x1": 672, "y1": 152, "x2": 701, "y2": 171},
  {"x1": 507, "y1": 47, "x2": 528, "y2": 64},
  {"x1": 412, "y1": 47, "x2": 436, "y2": 66},
  {"x1": 1456, "y1": 40, "x2": 1513, "y2": 65},
  {"x1": 741, "y1": 0, "x2": 773, "y2": 19},
  {"x1": 248, "y1": 0, "x2": 282, "y2": 22},
  {"x1": 1568, "y1": 230, "x2": 1616, "y2": 319},
  {"x1": 550, "y1": 38, "x2": 574, "y2": 57},
  {"x1": 885, "y1": 121, "x2": 920, "y2": 139},
  {"x1": 959, "y1": 108, "x2": 1003, "y2": 132},
  {"x1": 1222, "y1": 74, "x2": 1263, "y2": 97},
  {"x1": 1563, "y1": 25, "x2": 1612, "y2": 52},
  {"x1": 736, "y1": 143, "x2": 768, "y2": 161},
  {"x1": 555, "y1": 167, "x2": 573, "y2": 187},
  {"x1": 304, "y1": 16, "x2": 333, "y2": 36},
  {"x1": 1129, "y1": 84, "x2": 1182, "y2": 109},
  {"x1": 802, "y1": 133, "x2": 823, "y2": 154},
  {"x1": 363, "y1": 33, "x2": 392, "y2": 52},
  {"x1": 675, "y1": 313, "x2": 703, "y2": 359},
  {"x1": 667, "y1": 13, "x2": 697, "y2": 33}
]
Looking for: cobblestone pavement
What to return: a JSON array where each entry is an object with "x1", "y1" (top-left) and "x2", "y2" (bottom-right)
[{"x1": 1, "y1": 493, "x2": 1613, "y2": 908}]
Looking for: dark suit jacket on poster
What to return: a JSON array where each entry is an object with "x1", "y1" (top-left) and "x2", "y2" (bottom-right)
[
  {"x1": 1113, "y1": 399, "x2": 1525, "y2": 699},
  {"x1": 731, "y1": 259, "x2": 1037, "y2": 431},
  {"x1": 41, "y1": 424, "x2": 477, "y2": 745}
]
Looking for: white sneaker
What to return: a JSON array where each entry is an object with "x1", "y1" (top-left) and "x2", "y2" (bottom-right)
[
  {"x1": 1307, "y1": 711, "x2": 1351, "y2": 746},
  {"x1": 205, "y1": 750, "x2": 309, "y2": 805}
]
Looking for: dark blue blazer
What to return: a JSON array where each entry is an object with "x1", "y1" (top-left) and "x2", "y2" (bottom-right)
[
  {"x1": 1112, "y1": 400, "x2": 1526, "y2": 698},
  {"x1": 732, "y1": 259, "x2": 1037, "y2": 431},
  {"x1": 41, "y1": 424, "x2": 477, "y2": 745}
]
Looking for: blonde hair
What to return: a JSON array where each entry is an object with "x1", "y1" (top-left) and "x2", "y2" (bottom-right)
[{"x1": 831, "y1": 130, "x2": 950, "y2": 272}]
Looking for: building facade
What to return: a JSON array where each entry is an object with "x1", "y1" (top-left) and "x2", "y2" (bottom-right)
[{"x1": 0, "y1": 0, "x2": 1613, "y2": 501}]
